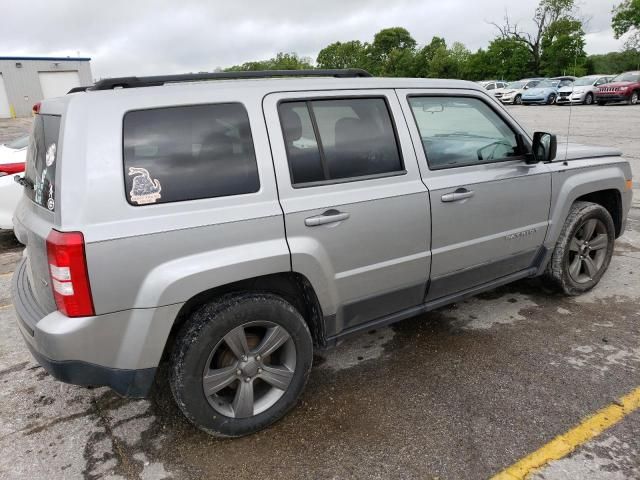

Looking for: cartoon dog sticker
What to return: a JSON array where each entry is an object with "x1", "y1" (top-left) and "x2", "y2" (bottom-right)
[{"x1": 128, "y1": 167, "x2": 162, "y2": 204}]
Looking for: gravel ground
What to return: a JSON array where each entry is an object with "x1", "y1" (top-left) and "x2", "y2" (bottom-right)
[{"x1": 0, "y1": 105, "x2": 638, "y2": 479}]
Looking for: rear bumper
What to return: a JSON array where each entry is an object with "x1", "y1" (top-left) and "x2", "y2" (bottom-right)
[
  {"x1": 22, "y1": 340, "x2": 156, "y2": 397},
  {"x1": 11, "y1": 258, "x2": 183, "y2": 397}
]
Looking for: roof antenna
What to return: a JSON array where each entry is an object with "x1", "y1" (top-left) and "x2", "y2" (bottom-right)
[{"x1": 563, "y1": 54, "x2": 578, "y2": 166}]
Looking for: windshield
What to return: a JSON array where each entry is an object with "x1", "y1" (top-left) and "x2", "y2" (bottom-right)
[
  {"x1": 537, "y1": 80, "x2": 559, "y2": 88},
  {"x1": 5, "y1": 135, "x2": 30, "y2": 150},
  {"x1": 506, "y1": 81, "x2": 525, "y2": 89},
  {"x1": 574, "y1": 76, "x2": 597, "y2": 86},
  {"x1": 558, "y1": 79, "x2": 574, "y2": 87},
  {"x1": 612, "y1": 72, "x2": 640, "y2": 82}
]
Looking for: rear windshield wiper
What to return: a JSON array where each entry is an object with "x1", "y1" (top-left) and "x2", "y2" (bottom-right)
[{"x1": 14, "y1": 175, "x2": 34, "y2": 190}]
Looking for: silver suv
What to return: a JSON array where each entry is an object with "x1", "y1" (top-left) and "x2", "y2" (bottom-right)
[{"x1": 11, "y1": 69, "x2": 633, "y2": 437}]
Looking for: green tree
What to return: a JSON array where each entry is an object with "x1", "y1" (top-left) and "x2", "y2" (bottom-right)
[
  {"x1": 492, "y1": 0, "x2": 581, "y2": 75},
  {"x1": 540, "y1": 18, "x2": 587, "y2": 76},
  {"x1": 316, "y1": 41, "x2": 368, "y2": 69},
  {"x1": 485, "y1": 37, "x2": 534, "y2": 80},
  {"x1": 368, "y1": 27, "x2": 417, "y2": 75},
  {"x1": 226, "y1": 52, "x2": 313, "y2": 71},
  {"x1": 612, "y1": 0, "x2": 640, "y2": 49}
]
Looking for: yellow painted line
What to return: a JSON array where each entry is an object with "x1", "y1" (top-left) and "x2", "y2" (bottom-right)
[
  {"x1": 0, "y1": 304, "x2": 12, "y2": 310},
  {"x1": 491, "y1": 386, "x2": 640, "y2": 480}
]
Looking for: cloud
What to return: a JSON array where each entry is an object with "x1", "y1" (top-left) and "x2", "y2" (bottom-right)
[{"x1": 0, "y1": 0, "x2": 626, "y2": 79}]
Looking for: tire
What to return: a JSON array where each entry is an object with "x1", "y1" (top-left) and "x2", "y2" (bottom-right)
[
  {"x1": 544, "y1": 201, "x2": 615, "y2": 296},
  {"x1": 547, "y1": 93, "x2": 556, "y2": 105},
  {"x1": 584, "y1": 93, "x2": 594, "y2": 105},
  {"x1": 169, "y1": 293, "x2": 313, "y2": 437},
  {"x1": 629, "y1": 91, "x2": 639, "y2": 105},
  {"x1": 514, "y1": 94, "x2": 522, "y2": 105},
  {"x1": 597, "y1": 101, "x2": 607, "y2": 106}
]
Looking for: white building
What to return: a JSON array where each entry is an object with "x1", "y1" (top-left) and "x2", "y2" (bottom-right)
[{"x1": 0, "y1": 56, "x2": 93, "y2": 118}]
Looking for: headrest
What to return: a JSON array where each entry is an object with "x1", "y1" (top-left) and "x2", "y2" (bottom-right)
[{"x1": 281, "y1": 106, "x2": 303, "y2": 142}]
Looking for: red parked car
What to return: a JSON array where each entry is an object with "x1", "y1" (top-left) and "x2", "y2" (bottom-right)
[{"x1": 596, "y1": 71, "x2": 640, "y2": 105}]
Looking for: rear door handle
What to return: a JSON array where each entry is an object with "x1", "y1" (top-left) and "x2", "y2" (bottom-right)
[
  {"x1": 305, "y1": 210, "x2": 350, "y2": 226},
  {"x1": 441, "y1": 188, "x2": 474, "y2": 202}
]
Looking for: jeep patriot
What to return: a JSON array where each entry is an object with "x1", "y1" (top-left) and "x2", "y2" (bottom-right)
[{"x1": 11, "y1": 69, "x2": 633, "y2": 437}]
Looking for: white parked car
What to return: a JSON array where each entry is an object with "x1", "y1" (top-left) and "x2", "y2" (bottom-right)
[
  {"x1": 478, "y1": 80, "x2": 508, "y2": 93},
  {"x1": 498, "y1": 78, "x2": 544, "y2": 105},
  {"x1": 555, "y1": 75, "x2": 613, "y2": 105},
  {"x1": 0, "y1": 135, "x2": 28, "y2": 230}
]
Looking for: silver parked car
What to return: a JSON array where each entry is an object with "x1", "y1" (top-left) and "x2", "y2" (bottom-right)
[
  {"x1": 12, "y1": 70, "x2": 633, "y2": 437},
  {"x1": 556, "y1": 75, "x2": 613, "y2": 105}
]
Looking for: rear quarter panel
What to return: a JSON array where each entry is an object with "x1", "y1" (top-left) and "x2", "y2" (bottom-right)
[{"x1": 58, "y1": 86, "x2": 290, "y2": 314}]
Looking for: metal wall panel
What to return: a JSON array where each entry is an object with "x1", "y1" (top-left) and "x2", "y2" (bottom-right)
[{"x1": 0, "y1": 58, "x2": 92, "y2": 117}]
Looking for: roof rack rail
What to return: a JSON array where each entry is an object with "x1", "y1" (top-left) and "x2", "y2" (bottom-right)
[
  {"x1": 67, "y1": 86, "x2": 91, "y2": 94},
  {"x1": 90, "y1": 69, "x2": 372, "y2": 91}
]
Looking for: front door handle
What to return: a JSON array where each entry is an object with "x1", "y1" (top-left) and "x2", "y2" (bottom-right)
[
  {"x1": 305, "y1": 209, "x2": 350, "y2": 227},
  {"x1": 441, "y1": 188, "x2": 474, "y2": 202}
]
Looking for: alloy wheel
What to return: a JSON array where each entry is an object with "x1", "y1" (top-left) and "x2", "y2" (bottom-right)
[
  {"x1": 567, "y1": 218, "x2": 609, "y2": 284},
  {"x1": 515, "y1": 95, "x2": 522, "y2": 105},
  {"x1": 202, "y1": 321, "x2": 296, "y2": 418},
  {"x1": 631, "y1": 91, "x2": 639, "y2": 105},
  {"x1": 584, "y1": 93, "x2": 593, "y2": 105}
]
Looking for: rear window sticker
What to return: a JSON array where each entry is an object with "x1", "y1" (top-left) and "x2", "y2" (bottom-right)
[
  {"x1": 45, "y1": 142, "x2": 56, "y2": 167},
  {"x1": 128, "y1": 167, "x2": 162, "y2": 205},
  {"x1": 47, "y1": 184, "x2": 54, "y2": 211}
]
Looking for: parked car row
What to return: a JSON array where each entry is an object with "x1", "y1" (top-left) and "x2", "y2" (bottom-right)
[{"x1": 479, "y1": 71, "x2": 640, "y2": 106}]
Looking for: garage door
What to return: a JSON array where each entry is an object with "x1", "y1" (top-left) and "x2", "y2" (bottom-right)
[
  {"x1": 0, "y1": 75, "x2": 11, "y2": 118},
  {"x1": 38, "y1": 71, "x2": 81, "y2": 99}
]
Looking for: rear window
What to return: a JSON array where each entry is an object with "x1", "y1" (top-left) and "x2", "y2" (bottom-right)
[
  {"x1": 24, "y1": 114, "x2": 61, "y2": 212},
  {"x1": 123, "y1": 103, "x2": 259, "y2": 205}
]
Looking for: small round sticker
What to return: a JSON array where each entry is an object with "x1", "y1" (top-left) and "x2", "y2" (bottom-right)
[
  {"x1": 47, "y1": 197, "x2": 55, "y2": 211},
  {"x1": 45, "y1": 143, "x2": 57, "y2": 167}
]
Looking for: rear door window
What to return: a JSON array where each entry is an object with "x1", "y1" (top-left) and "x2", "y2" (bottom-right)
[
  {"x1": 123, "y1": 103, "x2": 259, "y2": 205},
  {"x1": 279, "y1": 97, "x2": 404, "y2": 186},
  {"x1": 24, "y1": 114, "x2": 61, "y2": 212}
]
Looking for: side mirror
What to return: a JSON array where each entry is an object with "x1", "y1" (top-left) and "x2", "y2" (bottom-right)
[
  {"x1": 524, "y1": 85, "x2": 529, "y2": 90},
  {"x1": 531, "y1": 132, "x2": 557, "y2": 163}
]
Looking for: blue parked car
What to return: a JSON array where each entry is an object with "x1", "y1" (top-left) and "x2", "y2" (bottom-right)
[{"x1": 522, "y1": 77, "x2": 576, "y2": 105}]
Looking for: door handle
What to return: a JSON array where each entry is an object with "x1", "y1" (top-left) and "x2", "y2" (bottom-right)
[
  {"x1": 441, "y1": 188, "x2": 474, "y2": 202},
  {"x1": 304, "y1": 210, "x2": 350, "y2": 226}
]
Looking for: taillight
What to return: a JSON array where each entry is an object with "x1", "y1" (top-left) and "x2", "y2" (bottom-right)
[
  {"x1": 32, "y1": 102, "x2": 41, "y2": 114},
  {"x1": 46, "y1": 230, "x2": 95, "y2": 317},
  {"x1": 0, "y1": 162, "x2": 26, "y2": 175}
]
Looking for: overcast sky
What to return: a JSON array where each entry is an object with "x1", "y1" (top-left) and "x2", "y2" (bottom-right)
[{"x1": 1, "y1": 0, "x2": 625, "y2": 80}]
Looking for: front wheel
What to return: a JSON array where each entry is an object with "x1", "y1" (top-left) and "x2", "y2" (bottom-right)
[
  {"x1": 544, "y1": 201, "x2": 615, "y2": 295},
  {"x1": 584, "y1": 93, "x2": 594, "y2": 105},
  {"x1": 547, "y1": 93, "x2": 557, "y2": 105},
  {"x1": 597, "y1": 101, "x2": 607, "y2": 106},
  {"x1": 169, "y1": 293, "x2": 313, "y2": 437},
  {"x1": 514, "y1": 94, "x2": 522, "y2": 105}
]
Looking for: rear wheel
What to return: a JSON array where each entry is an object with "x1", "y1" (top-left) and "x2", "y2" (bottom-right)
[
  {"x1": 545, "y1": 202, "x2": 615, "y2": 295},
  {"x1": 169, "y1": 293, "x2": 313, "y2": 437},
  {"x1": 584, "y1": 93, "x2": 594, "y2": 105},
  {"x1": 629, "y1": 91, "x2": 639, "y2": 105}
]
